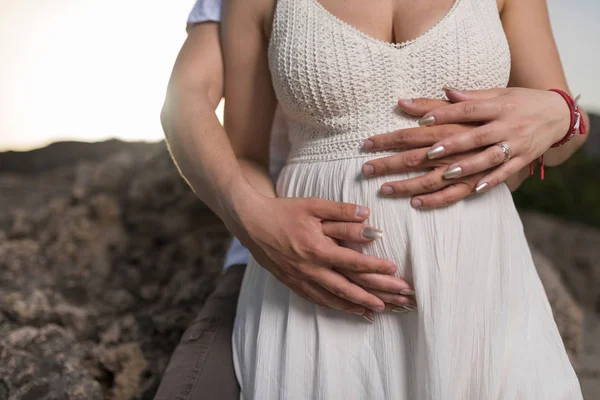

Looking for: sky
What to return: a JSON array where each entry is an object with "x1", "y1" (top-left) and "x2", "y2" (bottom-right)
[{"x1": 0, "y1": 0, "x2": 599, "y2": 151}]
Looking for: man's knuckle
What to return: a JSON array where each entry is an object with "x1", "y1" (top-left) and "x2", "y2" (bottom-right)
[
  {"x1": 404, "y1": 153, "x2": 422, "y2": 167},
  {"x1": 340, "y1": 223, "x2": 352, "y2": 239},
  {"x1": 422, "y1": 176, "x2": 439, "y2": 191},
  {"x1": 352, "y1": 274, "x2": 369, "y2": 286},
  {"x1": 463, "y1": 103, "x2": 478, "y2": 116},
  {"x1": 473, "y1": 129, "x2": 489, "y2": 146},
  {"x1": 350, "y1": 258, "x2": 365, "y2": 271}
]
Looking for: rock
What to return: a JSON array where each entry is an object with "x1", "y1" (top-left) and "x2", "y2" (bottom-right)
[
  {"x1": 0, "y1": 379, "x2": 9, "y2": 400},
  {"x1": 1, "y1": 290, "x2": 53, "y2": 325},
  {"x1": 54, "y1": 302, "x2": 91, "y2": 337},
  {"x1": 0, "y1": 142, "x2": 228, "y2": 398},
  {"x1": 0, "y1": 325, "x2": 103, "y2": 400},
  {"x1": 583, "y1": 113, "x2": 600, "y2": 158},
  {"x1": 0, "y1": 139, "x2": 156, "y2": 176},
  {"x1": 521, "y1": 211, "x2": 600, "y2": 312},
  {"x1": 96, "y1": 343, "x2": 147, "y2": 400},
  {"x1": 73, "y1": 153, "x2": 135, "y2": 200},
  {"x1": 9, "y1": 209, "x2": 32, "y2": 239},
  {"x1": 532, "y1": 249, "x2": 584, "y2": 363},
  {"x1": 579, "y1": 310, "x2": 600, "y2": 400}
]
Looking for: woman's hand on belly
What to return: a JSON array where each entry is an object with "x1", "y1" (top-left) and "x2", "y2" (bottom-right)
[
  {"x1": 361, "y1": 98, "x2": 487, "y2": 209},
  {"x1": 237, "y1": 192, "x2": 417, "y2": 319},
  {"x1": 361, "y1": 96, "x2": 535, "y2": 209},
  {"x1": 385, "y1": 88, "x2": 586, "y2": 198}
]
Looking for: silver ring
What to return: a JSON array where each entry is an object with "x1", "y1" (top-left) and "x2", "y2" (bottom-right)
[{"x1": 498, "y1": 143, "x2": 512, "y2": 163}]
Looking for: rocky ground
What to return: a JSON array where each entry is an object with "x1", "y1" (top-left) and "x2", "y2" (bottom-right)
[
  {"x1": 0, "y1": 140, "x2": 598, "y2": 399},
  {"x1": 0, "y1": 142, "x2": 229, "y2": 399}
]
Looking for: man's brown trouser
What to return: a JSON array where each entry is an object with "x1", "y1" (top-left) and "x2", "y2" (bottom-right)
[{"x1": 154, "y1": 264, "x2": 245, "y2": 400}]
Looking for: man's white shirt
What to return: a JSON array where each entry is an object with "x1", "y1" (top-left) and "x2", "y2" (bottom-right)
[{"x1": 188, "y1": 0, "x2": 291, "y2": 270}]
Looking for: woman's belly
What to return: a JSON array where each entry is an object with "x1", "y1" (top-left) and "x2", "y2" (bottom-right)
[
  {"x1": 234, "y1": 155, "x2": 576, "y2": 399},
  {"x1": 275, "y1": 154, "x2": 524, "y2": 285}
]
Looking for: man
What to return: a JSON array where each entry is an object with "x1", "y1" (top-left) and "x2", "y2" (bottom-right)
[{"x1": 154, "y1": 1, "x2": 533, "y2": 398}]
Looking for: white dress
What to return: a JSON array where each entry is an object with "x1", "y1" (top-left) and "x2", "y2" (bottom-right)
[{"x1": 232, "y1": 0, "x2": 584, "y2": 398}]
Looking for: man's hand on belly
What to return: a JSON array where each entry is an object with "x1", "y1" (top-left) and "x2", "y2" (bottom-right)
[
  {"x1": 361, "y1": 97, "x2": 525, "y2": 209},
  {"x1": 236, "y1": 193, "x2": 417, "y2": 321}
]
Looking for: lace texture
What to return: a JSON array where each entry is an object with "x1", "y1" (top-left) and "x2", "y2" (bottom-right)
[{"x1": 268, "y1": 0, "x2": 511, "y2": 163}]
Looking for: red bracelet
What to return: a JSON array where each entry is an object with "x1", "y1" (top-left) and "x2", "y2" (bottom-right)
[{"x1": 529, "y1": 89, "x2": 587, "y2": 180}]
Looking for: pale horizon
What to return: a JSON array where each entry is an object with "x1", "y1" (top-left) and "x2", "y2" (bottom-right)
[{"x1": 1, "y1": 0, "x2": 599, "y2": 152}]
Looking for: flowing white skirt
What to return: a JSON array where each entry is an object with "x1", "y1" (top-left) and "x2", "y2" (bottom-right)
[{"x1": 232, "y1": 155, "x2": 583, "y2": 400}]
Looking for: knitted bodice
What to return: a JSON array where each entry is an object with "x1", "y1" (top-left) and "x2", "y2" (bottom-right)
[{"x1": 268, "y1": 0, "x2": 511, "y2": 163}]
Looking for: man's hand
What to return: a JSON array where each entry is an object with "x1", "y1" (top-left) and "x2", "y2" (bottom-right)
[
  {"x1": 232, "y1": 188, "x2": 417, "y2": 319},
  {"x1": 361, "y1": 98, "x2": 485, "y2": 209}
]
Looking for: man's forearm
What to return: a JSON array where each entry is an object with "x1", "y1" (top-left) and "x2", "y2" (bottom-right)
[{"x1": 161, "y1": 89, "x2": 276, "y2": 231}]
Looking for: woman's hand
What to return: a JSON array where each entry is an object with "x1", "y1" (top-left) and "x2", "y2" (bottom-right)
[
  {"x1": 362, "y1": 99, "x2": 497, "y2": 209},
  {"x1": 413, "y1": 87, "x2": 572, "y2": 193},
  {"x1": 231, "y1": 186, "x2": 416, "y2": 318}
]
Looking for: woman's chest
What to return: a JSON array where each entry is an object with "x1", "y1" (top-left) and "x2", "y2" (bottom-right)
[
  {"x1": 267, "y1": 0, "x2": 511, "y2": 125},
  {"x1": 314, "y1": 0, "x2": 457, "y2": 46}
]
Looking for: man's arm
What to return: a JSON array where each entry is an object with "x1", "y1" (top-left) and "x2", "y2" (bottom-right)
[
  {"x1": 161, "y1": 22, "x2": 273, "y2": 222},
  {"x1": 161, "y1": 18, "x2": 414, "y2": 316}
]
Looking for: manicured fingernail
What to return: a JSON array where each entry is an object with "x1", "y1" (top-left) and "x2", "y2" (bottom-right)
[
  {"x1": 362, "y1": 227, "x2": 383, "y2": 239},
  {"x1": 402, "y1": 304, "x2": 417, "y2": 311},
  {"x1": 475, "y1": 182, "x2": 489, "y2": 194},
  {"x1": 442, "y1": 86, "x2": 461, "y2": 92},
  {"x1": 427, "y1": 145, "x2": 445, "y2": 159},
  {"x1": 411, "y1": 198, "x2": 423, "y2": 208},
  {"x1": 362, "y1": 314, "x2": 375, "y2": 323},
  {"x1": 399, "y1": 289, "x2": 415, "y2": 295},
  {"x1": 362, "y1": 164, "x2": 375, "y2": 176},
  {"x1": 356, "y1": 206, "x2": 370, "y2": 217},
  {"x1": 418, "y1": 115, "x2": 435, "y2": 126},
  {"x1": 363, "y1": 139, "x2": 374, "y2": 150},
  {"x1": 398, "y1": 98, "x2": 414, "y2": 105},
  {"x1": 392, "y1": 306, "x2": 410, "y2": 314},
  {"x1": 350, "y1": 308, "x2": 366, "y2": 316},
  {"x1": 444, "y1": 166, "x2": 462, "y2": 179},
  {"x1": 381, "y1": 185, "x2": 394, "y2": 195}
]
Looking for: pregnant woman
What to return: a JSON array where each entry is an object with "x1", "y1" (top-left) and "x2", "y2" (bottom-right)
[{"x1": 221, "y1": 0, "x2": 586, "y2": 398}]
